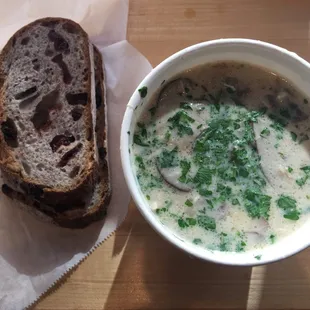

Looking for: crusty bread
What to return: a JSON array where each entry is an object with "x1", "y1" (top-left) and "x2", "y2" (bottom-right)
[
  {"x1": 0, "y1": 18, "x2": 111, "y2": 228},
  {"x1": 0, "y1": 17, "x2": 95, "y2": 197}
]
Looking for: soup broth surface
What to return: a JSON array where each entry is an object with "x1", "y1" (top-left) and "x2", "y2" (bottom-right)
[{"x1": 132, "y1": 61, "x2": 310, "y2": 255}]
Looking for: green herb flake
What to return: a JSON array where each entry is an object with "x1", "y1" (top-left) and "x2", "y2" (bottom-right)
[
  {"x1": 146, "y1": 195, "x2": 150, "y2": 200},
  {"x1": 197, "y1": 215, "x2": 216, "y2": 231},
  {"x1": 157, "y1": 147, "x2": 178, "y2": 168},
  {"x1": 232, "y1": 198, "x2": 240, "y2": 205},
  {"x1": 178, "y1": 218, "x2": 189, "y2": 228},
  {"x1": 290, "y1": 131, "x2": 297, "y2": 142},
  {"x1": 186, "y1": 218, "x2": 197, "y2": 226},
  {"x1": 178, "y1": 160, "x2": 191, "y2": 183},
  {"x1": 247, "y1": 110, "x2": 264, "y2": 122},
  {"x1": 168, "y1": 110, "x2": 195, "y2": 136},
  {"x1": 127, "y1": 131, "x2": 130, "y2": 135},
  {"x1": 199, "y1": 188, "x2": 213, "y2": 197},
  {"x1": 135, "y1": 156, "x2": 145, "y2": 169},
  {"x1": 138, "y1": 86, "x2": 148, "y2": 98},
  {"x1": 194, "y1": 167, "x2": 212, "y2": 185},
  {"x1": 164, "y1": 131, "x2": 171, "y2": 142},
  {"x1": 300, "y1": 166, "x2": 310, "y2": 173},
  {"x1": 156, "y1": 207, "x2": 167, "y2": 215},
  {"x1": 277, "y1": 195, "x2": 300, "y2": 221},
  {"x1": 134, "y1": 123, "x2": 149, "y2": 147},
  {"x1": 270, "y1": 234, "x2": 276, "y2": 244},
  {"x1": 287, "y1": 167, "x2": 293, "y2": 173},
  {"x1": 296, "y1": 176, "x2": 308, "y2": 187},
  {"x1": 185, "y1": 199, "x2": 193, "y2": 207},
  {"x1": 193, "y1": 238, "x2": 202, "y2": 245},
  {"x1": 254, "y1": 255, "x2": 262, "y2": 260},
  {"x1": 236, "y1": 240, "x2": 246, "y2": 252},
  {"x1": 260, "y1": 128, "x2": 270, "y2": 138},
  {"x1": 133, "y1": 134, "x2": 149, "y2": 147},
  {"x1": 244, "y1": 189, "x2": 271, "y2": 220},
  {"x1": 197, "y1": 124, "x2": 203, "y2": 129},
  {"x1": 296, "y1": 166, "x2": 310, "y2": 187}
]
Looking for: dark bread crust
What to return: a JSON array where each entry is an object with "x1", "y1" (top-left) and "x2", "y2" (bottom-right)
[
  {"x1": 0, "y1": 17, "x2": 96, "y2": 201},
  {"x1": 2, "y1": 46, "x2": 111, "y2": 229}
]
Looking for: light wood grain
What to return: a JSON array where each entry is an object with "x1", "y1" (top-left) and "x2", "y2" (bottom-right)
[{"x1": 34, "y1": 1, "x2": 310, "y2": 309}]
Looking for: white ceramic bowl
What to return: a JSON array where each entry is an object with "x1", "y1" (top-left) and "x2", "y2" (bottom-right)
[{"x1": 120, "y1": 39, "x2": 310, "y2": 266}]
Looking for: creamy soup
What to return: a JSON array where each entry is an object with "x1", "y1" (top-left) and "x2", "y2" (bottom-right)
[{"x1": 132, "y1": 61, "x2": 310, "y2": 255}]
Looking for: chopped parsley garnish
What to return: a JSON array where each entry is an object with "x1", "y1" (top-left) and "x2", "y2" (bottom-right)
[
  {"x1": 193, "y1": 167, "x2": 212, "y2": 185},
  {"x1": 168, "y1": 110, "x2": 195, "y2": 136},
  {"x1": 197, "y1": 215, "x2": 216, "y2": 231},
  {"x1": 290, "y1": 131, "x2": 297, "y2": 142},
  {"x1": 254, "y1": 255, "x2": 262, "y2": 260},
  {"x1": 187, "y1": 218, "x2": 197, "y2": 226},
  {"x1": 178, "y1": 160, "x2": 191, "y2": 183},
  {"x1": 193, "y1": 238, "x2": 202, "y2": 245},
  {"x1": 246, "y1": 110, "x2": 264, "y2": 122},
  {"x1": 199, "y1": 188, "x2": 213, "y2": 197},
  {"x1": 178, "y1": 217, "x2": 196, "y2": 228},
  {"x1": 164, "y1": 131, "x2": 171, "y2": 142},
  {"x1": 236, "y1": 240, "x2": 247, "y2": 252},
  {"x1": 134, "y1": 122, "x2": 149, "y2": 146},
  {"x1": 146, "y1": 195, "x2": 150, "y2": 200},
  {"x1": 260, "y1": 128, "x2": 270, "y2": 138},
  {"x1": 232, "y1": 198, "x2": 240, "y2": 205},
  {"x1": 133, "y1": 134, "x2": 149, "y2": 147},
  {"x1": 269, "y1": 234, "x2": 276, "y2": 244},
  {"x1": 156, "y1": 207, "x2": 168, "y2": 215},
  {"x1": 219, "y1": 232, "x2": 230, "y2": 251},
  {"x1": 157, "y1": 147, "x2": 178, "y2": 168},
  {"x1": 244, "y1": 189, "x2": 271, "y2": 220},
  {"x1": 296, "y1": 166, "x2": 310, "y2": 187},
  {"x1": 185, "y1": 199, "x2": 193, "y2": 207},
  {"x1": 300, "y1": 166, "x2": 310, "y2": 173},
  {"x1": 296, "y1": 176, "x2": 308, "y2": 187},
  {"x1": 287, "y1": 167, "x2": 293, "y2": 173},
  {"x1": 269, "y1": 114, "x2": 288, "y2": 133},
  {"x1": 135, "y1": 156, "x2": 145, "y2": 169},
  {"x1": 138, "y1": 86, "x2": 148, "y2": 98},
  {"x1": 277, "y1": 195, "x2": 300, "y2": 220}
]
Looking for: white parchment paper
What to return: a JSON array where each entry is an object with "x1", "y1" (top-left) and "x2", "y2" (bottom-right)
[{"x1": 0, "y1": 1, "x2": 152, "y2": 309}]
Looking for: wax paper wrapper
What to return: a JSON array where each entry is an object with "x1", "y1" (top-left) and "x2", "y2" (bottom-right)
[{"x1": 0, "y1": 0, "x2": 152, "y2": 309}]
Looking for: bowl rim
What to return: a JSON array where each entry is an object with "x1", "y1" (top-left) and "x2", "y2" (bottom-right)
[{"x1": 120, "y1": 38, "x2": 310, "y2": 266}]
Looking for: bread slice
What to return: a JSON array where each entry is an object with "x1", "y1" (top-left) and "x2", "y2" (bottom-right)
[
  {"x1": 1, "y1": 45, "x2": 111, "y2": 228},
  {"x1": 0, "y1": 18, "x2": 111, "y2": 228},
  {"x1": 0, "y1": 17, "x2": 96, "y2": 206}
]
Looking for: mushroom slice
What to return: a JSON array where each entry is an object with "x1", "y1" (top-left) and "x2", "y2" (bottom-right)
[
  {"x1": 156, "y1": 163, "x2": 192, "y2": 192},
  {"x1": 244, "y1": 218, "x2": 269, "y2": 246},
  {"x1": 262, "y1": 91, "x2": 308, "y2": 123},
  {"x1": 157, "y1": 78, "x2": 206, "y2": 106}
]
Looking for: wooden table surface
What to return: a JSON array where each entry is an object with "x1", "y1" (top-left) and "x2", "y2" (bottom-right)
[{"x1": 34, "y1": 1, "x2": 310, "y2": 309}]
